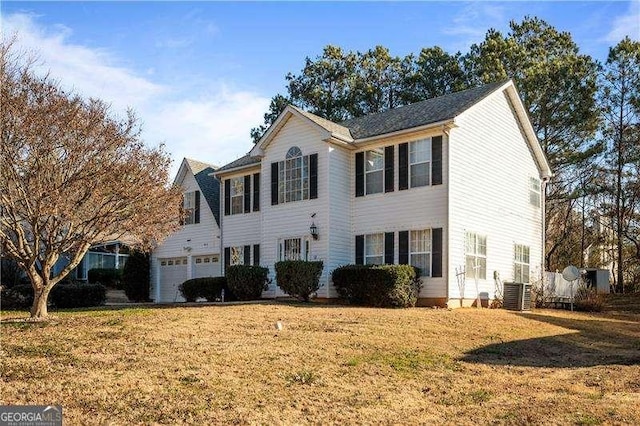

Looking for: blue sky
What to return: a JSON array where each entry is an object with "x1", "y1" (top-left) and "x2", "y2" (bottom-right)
[{"x1": 2, "y1": 1, "x2": 639, "y2": 176}]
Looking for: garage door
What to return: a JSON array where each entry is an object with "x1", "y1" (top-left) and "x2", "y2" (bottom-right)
[
  {"x1": 158, "y1": 257, "x2": 188, "y2": 303},
  {"x1": 193, "y1": 255, "x2": 221, "y2": 279}
]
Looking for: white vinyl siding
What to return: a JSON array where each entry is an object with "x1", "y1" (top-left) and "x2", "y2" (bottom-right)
[
  {"x1": 365, "y1": 149, "x2": 384, "y2": 195},
  {"x1": 465, "y1": 232, "x2": 487, "y2": 280},
  {"x1": 514, "y1": 244, "x2": 530, "y2": 283},
  {"x1": 410, "y1": 138, "x2": 431, "y2": 188},
  {"x1": 365, "y1": 233, "x2": 384, "y2": 265},
  {"x1": 410, "y1": 229, "x2": 432, "y2": 277},
  {"x1": 230, "y1": 177, "x2": 244, "y2": 215},
  {"x1": 448, "y1": 88, "x2": 543, "y2": 303}
]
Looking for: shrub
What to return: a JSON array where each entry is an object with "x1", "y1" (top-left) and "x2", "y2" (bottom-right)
[
  {"x1": 275, "y1": 260, "x2": 324, "y2": 301},
  {"x1": 331, "y1": 264, "x2": 421, "y2": 308},
  {"x1": 179, "y1": 277, "x2": 233, "y2": 302},
  {"x1": 50, "y1": 282, "x2": 106, "y2": 308},
  {"x1": 0, "y1": 283, "x2": 34, "y2": 310},
  {"x1": 226, "y1": 265, "x2": 269, "y2": 301},
  {"x1": 122, "y1": 251, "x2": 151, "y2": 302},
  {"x1": 1, "y1": 259, "x2": 23, "y2": 288},
  {"x1": 88, "y1": 268, "x2": 122, "y2": 288},
  {"x1": 574, "y1": 284, "x2": 605, "y2": 312}
]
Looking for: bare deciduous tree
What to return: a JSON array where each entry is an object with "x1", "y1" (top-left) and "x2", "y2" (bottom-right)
[{"x1": 0, "y1": 41, "x2": 182, "y2": 319}]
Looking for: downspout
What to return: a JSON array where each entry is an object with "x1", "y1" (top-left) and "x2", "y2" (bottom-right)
[
  {"x1": 442, "y1": 124, "x2": 453, "y2": 307},
  {"x1": 541, "y1": 176, "x2": 550, "y2": 279}
]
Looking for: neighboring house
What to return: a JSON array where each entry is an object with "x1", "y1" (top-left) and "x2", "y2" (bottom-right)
[
  {"x1": 215, "y1": 80, "x2": 552, "y2": 308},
  {"x1": 150, "y1": 158, "x2": 222, "y2": 302},
  {"x1": 52, "y1": 241, "x2": 130, "y2": 281}
]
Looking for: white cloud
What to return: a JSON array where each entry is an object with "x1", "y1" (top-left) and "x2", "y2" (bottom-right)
[
  {"x1": 2, "y1": 12, "x2": 269, "y2": 177},
  {"x1": 605, "y1": 0, "x2": 640, "y2": 43},
  {"x1": 443, "y1": 2, "x2": 506, "y2": 50}
]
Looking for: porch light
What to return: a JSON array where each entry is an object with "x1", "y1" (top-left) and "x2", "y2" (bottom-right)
[{"x1": 309, "y1": 222, "x2": 318, "y2": 240}]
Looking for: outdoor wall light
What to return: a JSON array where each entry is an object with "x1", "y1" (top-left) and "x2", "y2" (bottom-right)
[{"x1": 309, "y1": 222, "x2": 318, "y2": 240}]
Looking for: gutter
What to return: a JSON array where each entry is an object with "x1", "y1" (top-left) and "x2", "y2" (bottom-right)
[{"x1": 351, "y1": 119, "x2": 457, "y2": 146}]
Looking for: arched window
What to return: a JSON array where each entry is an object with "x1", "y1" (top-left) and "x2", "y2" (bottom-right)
[
  {"x1": 278, "y1": 146, "x2": 309, "y2": 203},
  {"x1": 286, "y1": 146, "x2": 303, "y2": 159}
]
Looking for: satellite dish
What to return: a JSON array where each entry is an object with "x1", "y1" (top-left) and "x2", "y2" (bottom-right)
[{"x1": 562, "y1": 265, "x2": 580, "y2": 281}]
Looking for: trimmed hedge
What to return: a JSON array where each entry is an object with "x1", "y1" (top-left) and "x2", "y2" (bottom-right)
[
  {"x1": 88, "y1": 268, "x2": 122, "y2": 288},
  {"x1": 0, "y1": 284, "x2": 34, "y2": 310},
  {"x1": 122, "y1": 251, "x2": 151, "y2": 302},
  {"x1": 331, "y1": 264, "x2": 421, "y2": 308},
  {"x1": 275, "y1": 260, "x2": 323, "y2": 301},
  {"x1": 179, "y1": 277, "x2": 233, "y2": 302},
  {"x1": 50, "y1": 282, "x2": 106, "y2": 308},
  {"x1": 226, "y1": 265, "x2": 269, "y2": 301}
]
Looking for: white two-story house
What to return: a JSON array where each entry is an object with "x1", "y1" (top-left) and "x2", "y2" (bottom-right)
[
  {"x1": 151, "y1": 158, "x2": 222, "y2": 302},
  {"x1": 214, "y1": 80, "x2": 551, "y2": 308}
]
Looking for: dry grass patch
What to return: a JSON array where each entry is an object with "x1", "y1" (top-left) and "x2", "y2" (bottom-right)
[{"x1": 1, "y1": 303, "x2": 639, "y2": 424}]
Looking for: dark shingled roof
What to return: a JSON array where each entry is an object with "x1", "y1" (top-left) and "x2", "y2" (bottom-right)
[
  {"x1": 215, "y1": 154, "x2": 261, "y2": 172},
  {"x1": 340, "y1": 80, "x2": 508, "y2": 139},
  {"x1": 185, "y1": 159, "x2": 221, "y2": 227}
]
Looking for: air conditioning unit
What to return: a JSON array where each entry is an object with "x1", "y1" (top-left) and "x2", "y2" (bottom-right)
[{"x1": 503, "y1": 282, "x2": 532, "y2": 311}]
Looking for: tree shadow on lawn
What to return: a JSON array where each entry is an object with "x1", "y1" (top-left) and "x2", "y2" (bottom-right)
[{"x1": 461, "y1": 312, "x2": 640, "y2": 368}]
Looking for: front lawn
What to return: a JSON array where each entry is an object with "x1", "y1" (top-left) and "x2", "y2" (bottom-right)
[{"x1": 1, "y1": 303, "x2": 639, "y2": 424}]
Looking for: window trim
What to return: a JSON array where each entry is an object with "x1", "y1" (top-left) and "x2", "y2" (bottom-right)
[
  {"x1": 465, "y1": 231, "x2": 487, "y2": 280},
  {"x1": 278, "y1": 147, "x2": 310, "y2": 203},
  {"x1": 230, "y1": 177, "x2": 244, "y2": 215},
  {"x1": 364, "y1": 233, "x2": 384, "y2": 265},
  {"x1": 364, "y1": 148, "x2": 384, "y2": 195},
  {"x1": 409, "y1": 138, "x2": 431, "y2": 188},
  {"x1": 278, "y1": 236, "x2": 310, "y2": 261},
  {"x1": 409, "y1": 229, "x2": 432, "y2": 277},
  {"x1": 183, "y1": 191, "x2": 197, "y2": 224},
  {"x1": 514, "y1": 244, "x2": 531, "y2": 283},
  {"x1": 529, "y1": 177, "x2": 541, "y2": 207}
]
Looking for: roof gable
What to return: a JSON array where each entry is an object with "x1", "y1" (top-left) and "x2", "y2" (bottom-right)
[{"x1": 177, "y1": 158, "x2": 221, "y2": 226}]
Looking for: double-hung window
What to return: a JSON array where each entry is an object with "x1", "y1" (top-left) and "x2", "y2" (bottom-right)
[
  {"x1": 409, "y1": 138, "x2": 431, "y2": 188},
  {"x1": 278, "y1": 147, "x2": 309, "y2": 203},
  {"x1": 365, "y1": 149, "x2": 384, "y2": 195},
  {"x1": 529, "y1": 177, "x2": 541, "y2": 207},
  {"x1": 279, "y1": 237, "x2": 310, "y2": 261},
  {"x1": 365, "y1": 233, "x2": 384, "y2": 265},
  {"x1": 410, "y1": 229, "x2": 432, "y2": 276},
  {"x1": 230, "y1": 246, "x2": 244, "y2": 266},
  {"x1": 514, "y1": 244, "x2": 530, "y2": 283},
  {"x1": 183, "y1": 191, "x2": 199, "y2": 224},
  {"x1": 465, "y1": 232, "x2": 487, "y2": 280},
  {"x1": 230, "y1": 177, "x2": 244, "y2": 214}
]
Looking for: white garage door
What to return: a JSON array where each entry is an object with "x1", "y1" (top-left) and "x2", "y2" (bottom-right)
[
  {"x1": 193, "y1": 255, "x2": 221, "y2": 278},
  {"x1": 158, "y1": 257, "x2": 188, "y2": 303}
]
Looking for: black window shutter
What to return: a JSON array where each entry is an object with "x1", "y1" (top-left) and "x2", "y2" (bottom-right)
[
  {"x1": 271, "y1": 162, "x2": 279, "y2": 205},
  {"x1": 355, "y1": 235, "x2": 364, "y2": 265},
  {"x1": 224, "y1": 180, "x2": 230, "y2": 216},
  {"x1": 355, "y1": 152, "x2": 364, "y2": 197},
  {"x1": 243, "y1": 245, "x2": 251, "y2": 265},
  {"x1": 179, "y1": 195, "x2": 185, "y2": 225},
  {"x1": 224, "y1": 247, "x2": 230, "y2": 272},
  {"x1": 432, "y1": 228, "x2": 443, "y2": 277},
  {"x1": 309, "y1": 153, "x2": 318, "y2": 199},
  {"x1": 384, "y1": 232, "x2": 394, "y2": 264},
  {"x1": 253, "y1": 173, "x2": 260, "y2": 212},
  {"x1": 384, "y1": 146, "x2": 394, "y2": 193},
  {"x1": 253, "y1": 244, "x2": 260, "y2": 266},
  {"x1": 432, "y1": 136, "x2": 443, "y2": 186},
  {"x1": 244, "y1": 175, "x2": 251, "y2": 213},
  {"x1": 399, "y1": 231, "x2": 409, "y2": 264},
  {"x1": 399, "y1": 143, "x2": 408, "y2": 190},
  {"x1": 194, "y1": 190, "x2": 201, "y2": 224}
]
